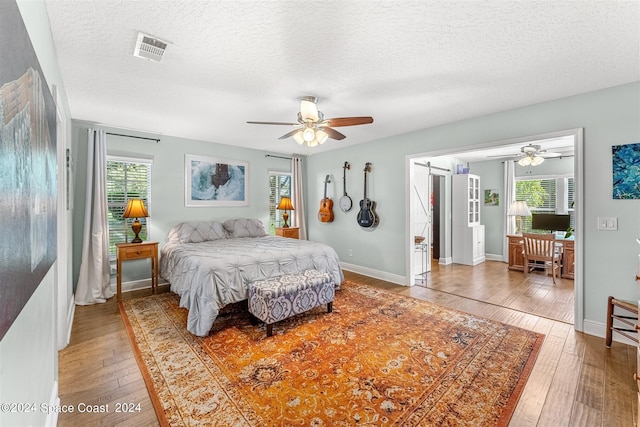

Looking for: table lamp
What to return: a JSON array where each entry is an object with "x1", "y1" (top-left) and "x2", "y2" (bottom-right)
[
  {"x1": 123, "y1": 199, "x2": 149, "y2": 243},
  {"x1": 508, "y1": 200, "x2": 531, "y2": 234},
  {"x1": 276, "y1": 196, "x2": 294, "y2": 228}
]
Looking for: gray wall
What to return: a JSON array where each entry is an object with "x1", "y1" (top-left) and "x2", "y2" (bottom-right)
[
  {"x1": 71, "y1": 123, "x2": 299, "y2": 284},
  {"x1": 305, "y1": 82, "x2": 640, "y2": 327}
]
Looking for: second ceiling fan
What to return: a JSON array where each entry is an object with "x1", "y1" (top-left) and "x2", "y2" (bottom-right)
[{"x1": 247, "y1": 96, "x2": 373, "y2": 147}]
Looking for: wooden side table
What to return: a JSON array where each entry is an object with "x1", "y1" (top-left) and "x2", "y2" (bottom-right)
[
  {"x1": 116, "y1": 241, "x2": 159, "y2": 301},
  {"x1": 275, "y1": 227, "x2": 299, "y2": 239}
]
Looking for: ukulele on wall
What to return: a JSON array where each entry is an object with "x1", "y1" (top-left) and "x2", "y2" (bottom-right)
[
  {"x1": 357, "y1": 162, "x2": 379, "y2": 228},
  {"x1": 339, "y1": 162, "x2": 352, "y2": 212},
  {"x1": 318, "y1": 175, "x2": 334, "y2": 222}
]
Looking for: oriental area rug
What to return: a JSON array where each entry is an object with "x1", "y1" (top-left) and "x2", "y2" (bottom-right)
[{"x1": 119, "y1": 280, "x2": 543, "y2": 426}]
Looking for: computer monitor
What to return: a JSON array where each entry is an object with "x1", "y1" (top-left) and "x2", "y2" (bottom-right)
[{"x1": 531, "y1": 213, "x2": 571, "y2": 232}]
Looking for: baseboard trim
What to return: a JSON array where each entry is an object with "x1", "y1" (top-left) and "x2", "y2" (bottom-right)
[
  {"x1": 340, "y1": 262, "x2": 408, "y2": 286},
  {"x1": 45, "y1": 380, "x2": 59, "y2": 427},
  {"x1": 109, "y1": 278, "x2": 169, "y2": 295},
  {"x1": 439, "y1": 257, "x2": 453, "y2": 265},
  {"x1": 65, "y1": 295, "x2": 75, "y2": 347},
  {"x1": 583, "y1": 319, "x2": 637, "y2": 347},
  {"x1": 485, "y1": 253, "x2": 504, "y2": 262}
]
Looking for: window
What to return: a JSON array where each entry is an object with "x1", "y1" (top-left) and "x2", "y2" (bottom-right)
[
  {"x1": 268, "y1": 172, "x2": 292, "y2": 233},
  {"x1": 107, "y1": 156, "x2": 152, "y2": 257},
  {"x1": 515, "y1": 176, "x2": 574, "y2": 232}
]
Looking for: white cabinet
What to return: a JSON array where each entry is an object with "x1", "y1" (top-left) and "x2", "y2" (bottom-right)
[{"x1": 452, "y1": 174, "x2": 485, "y2": 266}]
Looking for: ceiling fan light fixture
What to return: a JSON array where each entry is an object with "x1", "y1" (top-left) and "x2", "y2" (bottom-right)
[
  {"x1": 302, "y1": 127, "x2": 316, "y2": 142},
  {"x1": 315, "y1": 129, "x2": 329, "y2": 145},
  {"x1": 307, "y1": 138, "x2": 319, "y2": 148},
  {"x1": 531, "y1": 155, "x2": 545, "y2": 166},
  {"x1": 518, "y1": 156, "x2": 531, "y2": 167},
  {"x1": 292, "y1": 131, "x2": 305, "y2": 145}
]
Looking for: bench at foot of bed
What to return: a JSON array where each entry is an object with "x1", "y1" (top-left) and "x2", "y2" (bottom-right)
[{"x1": 248, "y1": 270, "x2": 335, "y2": 337}]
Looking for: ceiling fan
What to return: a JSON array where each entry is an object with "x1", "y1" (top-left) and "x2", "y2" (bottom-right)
[
  {"x1": 247, "y1": 96, "x2": 374, "y2": 147},
  {"x1": 490, "y1": 144, "x2": 562, "y2": 166}
]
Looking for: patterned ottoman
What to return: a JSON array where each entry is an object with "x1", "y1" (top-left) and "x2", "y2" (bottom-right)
[{"x1": 248, "y1": 270, "x2": 335, "y2": 337}]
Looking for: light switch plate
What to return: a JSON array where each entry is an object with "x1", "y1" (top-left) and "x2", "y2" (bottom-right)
[{"x1": 597, "y1": 216, "x2": 618, "y2": 230}]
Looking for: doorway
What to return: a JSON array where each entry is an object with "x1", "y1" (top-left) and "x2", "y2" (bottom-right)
[{"x1": 406, "y1": 128, "x2": 584, "y2": 330}]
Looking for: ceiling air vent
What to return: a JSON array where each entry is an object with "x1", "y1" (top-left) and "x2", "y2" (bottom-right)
[{"x1": 133, "y1": 32, "x2": 168, "y2": 62}]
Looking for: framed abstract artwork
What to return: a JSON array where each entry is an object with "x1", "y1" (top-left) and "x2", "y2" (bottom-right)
[
  {"x1": 0, "y1": 1, "x2": 57, "y2": 339},
  {"x1": 185, "y1": 154, "x2": 248, "y2": 207},
  {"x1": 612, "y1": 142, "x2": 640, "y2": 199}
]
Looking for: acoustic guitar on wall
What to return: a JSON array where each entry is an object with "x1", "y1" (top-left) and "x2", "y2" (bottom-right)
[
  {"x1": 357, "y1": 162, "x2": 379, "y2": 228},
  {"x1": 318, "y1": 174, "x2": 334, "y2": 222}
]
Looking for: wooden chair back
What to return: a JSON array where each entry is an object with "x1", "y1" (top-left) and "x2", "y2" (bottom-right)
[
  {"x1": 522, "y1": 232, "x2": 557, "y2": 262},
  {"x1": 522, "y1": 232, "x2": 561, "y2": 283}
]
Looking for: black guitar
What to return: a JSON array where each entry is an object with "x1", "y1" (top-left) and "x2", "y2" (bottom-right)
[{"x1": 357, "y1": 162, "x2": 379, "y2": 228}]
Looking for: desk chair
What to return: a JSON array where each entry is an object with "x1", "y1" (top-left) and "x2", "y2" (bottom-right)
[{"x1": 522, "y1": 232, "x2": 562, "y2": 284}]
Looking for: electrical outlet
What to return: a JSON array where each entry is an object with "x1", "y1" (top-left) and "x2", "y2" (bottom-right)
[{"x1": 348, "y1": 249, "x2": 353, "y2": 257}]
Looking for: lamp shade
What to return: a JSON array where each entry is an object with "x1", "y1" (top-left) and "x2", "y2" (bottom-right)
[
  {"x1": 507, "y1": 200, "x2": 531, "y2": 217},
  {"x1": 276, "y1": 196, "x2": 294, "y2": 211},
  {"x1": 123, "y1": 199, "x2": 149, "y2": 218}
]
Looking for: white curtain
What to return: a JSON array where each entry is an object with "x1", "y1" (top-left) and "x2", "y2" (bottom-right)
[
  {"x1": 291, "y1": 156, "x2": 307, "y2": 240},
  {"x1": 75, "y1": 129, "x2": 113, "y2": 305},
  {"x1": 503, "y1": 160, "x2": 516, "y2": 261}
]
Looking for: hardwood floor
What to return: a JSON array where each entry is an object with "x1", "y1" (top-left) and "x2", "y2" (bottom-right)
[
  {"x1": 58, "y1": 270, "x2": 635, "y2": 426},
  {"x1": 420, "y1": 260, "x2": 575, "y2": 324}
]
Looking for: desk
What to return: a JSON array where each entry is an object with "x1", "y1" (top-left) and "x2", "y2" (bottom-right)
[
  {"x1": 116, "y1": 241, "x2": 159, "y2": 300},
  {"x1": 507, "y1": 234, "x2": 574, "y2": 279}
]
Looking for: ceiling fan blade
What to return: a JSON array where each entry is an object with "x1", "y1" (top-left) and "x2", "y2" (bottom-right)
[
  {"x1": 300, "y1": 97, "x2": 319, "y2": 122},
  {"x1": 278, "y1": 128, "x2": 302, "y2": 140},
  {"x1": 541, "y1": 152, "x2": 563, "y2": 158},
  {"x1": 322, "y1": 127, "x2": 346, "y2": 140},
  {"x1": 324, "y1": 116, "x2": 374, "y2": 127},
  {"x1": 247, "y1": 121, "x2": 298, "y2": 126}
]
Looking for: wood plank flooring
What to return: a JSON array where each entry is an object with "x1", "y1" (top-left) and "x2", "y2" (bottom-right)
[{"x1": 58, "y1": 269, "x2": 635, "y2": 426}]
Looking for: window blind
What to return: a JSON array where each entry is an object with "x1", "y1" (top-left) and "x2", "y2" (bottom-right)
[
  {"x1": 268, "y1": 172, "x2": 292, "y2": 233},
  {"x1": 107, "y1": 157, "x2": 152, "y2": 257}
]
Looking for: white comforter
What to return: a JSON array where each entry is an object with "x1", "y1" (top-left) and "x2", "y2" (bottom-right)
[{"x1": 160, "y1": 236, "x2": 343, "y2": 336}]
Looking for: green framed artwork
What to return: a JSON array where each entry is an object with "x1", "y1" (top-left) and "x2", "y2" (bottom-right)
[{"x1": 484, "y1": 189, "x2": 499, "y2": 206}]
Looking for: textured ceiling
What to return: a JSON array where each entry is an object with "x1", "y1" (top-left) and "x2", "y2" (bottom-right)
[{"x1": 44, "y1": 0, "x2": 640, "y2": 156}]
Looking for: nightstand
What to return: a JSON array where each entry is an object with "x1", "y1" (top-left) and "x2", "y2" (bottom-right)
[
  {"x1": 275, "y1": 227, "x2": 299, "y2": 239},
  {"x1": 116, "y1": 241, "x2": 159, "y2": 301}
]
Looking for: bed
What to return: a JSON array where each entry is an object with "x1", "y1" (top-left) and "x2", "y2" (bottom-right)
[{"x1": 160, "y1": 218, "x2": 344, "y2": 336}]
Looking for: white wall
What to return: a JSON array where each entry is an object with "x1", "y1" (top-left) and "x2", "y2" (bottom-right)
[
  {"x1": 305, "y1": 82, "x2": 640, "y2": 327},
  {"x1": 0, "y1": 2, "x2": 72, "y2": 426}
]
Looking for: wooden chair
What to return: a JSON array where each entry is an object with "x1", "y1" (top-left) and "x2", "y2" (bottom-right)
[
  {"x1": 606, "y1": 296, "x2": 638, "y2": 347},
  {"x1": 522, "y1": 232, "x2": 562, "y2": 283}
]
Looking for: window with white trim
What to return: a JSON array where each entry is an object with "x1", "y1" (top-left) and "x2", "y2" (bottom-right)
[
  {"x1": 107, "y1": 156, "x2": 152, "y2": 257},
  {"x1": 515, "y1": 175, "x2": 574, "y2": 232},
  {"x1": 268, "y1": 172, "x2": 292, "y2": 233}
]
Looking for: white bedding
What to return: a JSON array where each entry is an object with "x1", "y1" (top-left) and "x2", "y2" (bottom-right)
[{"x1": 160, "y1": 235, "x2": 343, "y2": 336}]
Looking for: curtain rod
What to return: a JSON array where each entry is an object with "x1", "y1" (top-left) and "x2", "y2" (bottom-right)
[
  {"x1": 265, "y1": 154, "x2": 292, "y2": 160},
  {"x1": 106, "y1": 132, "x2": 160, "y2": 143}
]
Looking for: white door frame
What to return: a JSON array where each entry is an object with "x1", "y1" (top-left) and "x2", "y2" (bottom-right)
[
  {"x1": 405, "y1": 128, "x2": 584, "y2": 331},
  {"x1": 54, "y1": 85, "x2": 73, "y2": 349}
]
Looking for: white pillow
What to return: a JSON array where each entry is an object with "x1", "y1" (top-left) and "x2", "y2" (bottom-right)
[
  {"x1": 223, "y1": 218, "x2": 268, "y2": 238},
  {"x1": 167, "y1": 222, "x2": 228, "y2": 243}
]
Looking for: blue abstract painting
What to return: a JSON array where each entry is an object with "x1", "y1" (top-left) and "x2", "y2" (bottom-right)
[{"x1": 612, "y1": 142, "x2": 640, "y2": 199}]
